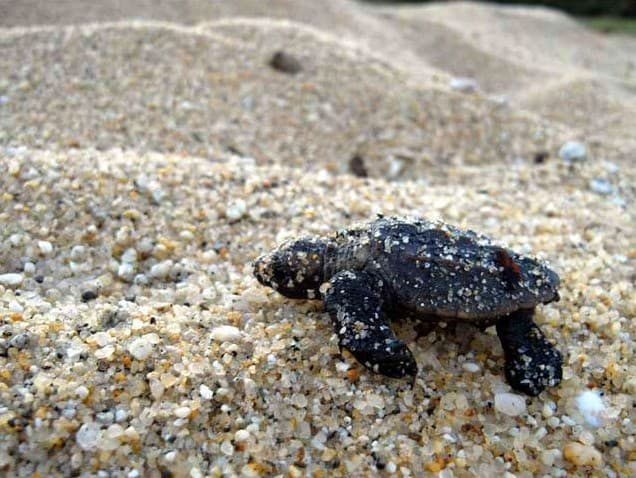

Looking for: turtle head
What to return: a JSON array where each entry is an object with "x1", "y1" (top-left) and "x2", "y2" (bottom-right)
[
  {"x1": 254, "y1": 237, "x2": 326, "y2": 299},
  {"x1": 517, "y1": 256, "x2": 561, "y2": 305}
]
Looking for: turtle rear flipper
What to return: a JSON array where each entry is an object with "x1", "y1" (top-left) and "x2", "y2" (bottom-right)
[
  {"x1": 324, "y1": 270, "x2": 417, "y2": 379},
  {"x1": 496, "y1": 309, "x2": 563, "y2": 396}
]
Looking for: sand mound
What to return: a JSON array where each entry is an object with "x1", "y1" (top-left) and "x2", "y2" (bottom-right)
[
  {"x1": 1, "y1": 1, "x2": 635, "y2": 476},
  {"x1": 380, "y1": 2, "x2": 636, "y2": 139},
  {"x1": 1, "y1": 147, "x2": 634, "y2": 476},
  {"x1": 2, "y1": 0, "x2": 635, "y2": 142},
  {"x1": 518, "y1": 75, "x2": 636, "y2": 152},
  {"x1": 408, "y1": 2, "x2": 633, "y2": 75},
  {"x1": 0, "y1": 21, "x2": 574, "y2": 180}
]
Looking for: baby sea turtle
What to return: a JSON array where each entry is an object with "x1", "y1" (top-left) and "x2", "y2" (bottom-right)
[{"x1": 253, "y1": 216, "x2": 563, "y2": 396}]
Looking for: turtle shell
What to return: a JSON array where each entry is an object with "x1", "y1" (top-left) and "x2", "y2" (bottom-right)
[{"x1": 334, "y1": 217, "x2": 560, "y2": 320}]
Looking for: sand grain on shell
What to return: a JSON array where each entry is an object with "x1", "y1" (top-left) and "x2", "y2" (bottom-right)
[{"x1": 1, "y1": 0, "x2": 636, "y2": 476}]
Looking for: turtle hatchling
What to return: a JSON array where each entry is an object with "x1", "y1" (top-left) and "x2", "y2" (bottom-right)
[{"x1": 254, "y1": 216, "x2": 563, "y2": 396}]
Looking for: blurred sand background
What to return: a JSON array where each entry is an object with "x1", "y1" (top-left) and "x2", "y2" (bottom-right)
[{"x1": 0, "y1": 1, "x2": 634, "y2": 477}]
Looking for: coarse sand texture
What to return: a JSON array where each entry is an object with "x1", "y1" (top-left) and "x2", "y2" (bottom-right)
[{"x1": 1, "y1": 1, "x2": 635, "y2": 476}]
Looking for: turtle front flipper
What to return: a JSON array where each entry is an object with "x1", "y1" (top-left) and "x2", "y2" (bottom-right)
[
  {"x1": 324, "y1": 270, "x2": 417, "y2": 379},
  {"x1": 496, "y1": 309, "x2": 563, "y2": 396}
]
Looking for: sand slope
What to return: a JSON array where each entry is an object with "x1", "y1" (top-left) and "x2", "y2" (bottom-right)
[
  {"x1": 0, "y1": 20, "x2": 574, "y2": 180},
  {"x1": 1, "y1": 1, "x2": 635, "y2": 477},
  {"x1": 1, "y1": 148, "x2": 634, "y2": 476},
  {"x1": 1, "y1": 0, "x2": 635, "y2": 147}
]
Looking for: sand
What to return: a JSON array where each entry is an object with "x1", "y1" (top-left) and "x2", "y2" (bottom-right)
[{"x1": 0, "y1": 1, "x2": 635, "y2": 477}]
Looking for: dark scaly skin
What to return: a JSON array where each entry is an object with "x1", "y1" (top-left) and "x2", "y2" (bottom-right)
[
  {"x1": 253, "y1": 216, "x2": 563, "y2": 396},
  {"x1": 496, "y1": 309, "x2": 563, "y2": 396},
  {"x1": 323, "y1": 270, "x2": 417, "y2": 378}
]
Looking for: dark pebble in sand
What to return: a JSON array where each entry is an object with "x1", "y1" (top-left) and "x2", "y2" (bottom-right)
[
  {"x1": 81, "y1": 290, "x2": 98, "y2": 302},
  {"x1": 270, "y1": 51, "x2": 302, "y2": 74}
]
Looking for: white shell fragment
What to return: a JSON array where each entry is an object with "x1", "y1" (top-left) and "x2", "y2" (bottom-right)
[
  {"x1": 127, "y1": 334, "x2": 160, "y2": 360},
  {"x1": 211, "y1": 325, "x2": 242, "y2": 343},
  {"x1": 575, "y1": 390, "x2": 606, "y2": 427},
  {"x1": 0, "y1": 273, "x2": 24, "y2": 286},
  {"x1": 558, "y1": 141, "x2": 586, "y2": 162},
  {"x1": 494, "y1": 392, "x2": 527, "y2": 416}
]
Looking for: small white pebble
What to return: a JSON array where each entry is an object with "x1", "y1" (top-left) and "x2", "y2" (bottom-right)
[
  {"x1": 149, "y1": 260, "x2": 173, "y2": 279},
  {"x1": 128, "y1": 337, "x2": 154, "y2": 360},
  {"x1": 589, "y1": 179, "x2": 614, "y2": 196},
  {"x1": 226, "y1": 199, "x2": 246, "y2": 221},
  {"x1": 174, "y1": 406, "x2": 191, "y2": 419},
  {"x1": 199, "y1": 384, "x2": 214, "y2": 400},
  {"x1": 120, "y1": 248, "x2": 137, "y2": 264},
  {"x1": 246, "y1": 423, "x2": 259, "y2": 434},
  {"x1": 562, "y1": 415, "x2": 576, "y2": 427},
  {"x1": 115, "y1": 409, "x2": 128, "y2": 422},
  {"x1": 70, "y1": 245, "x2": 87, "y2": 262},
  {"x1": 173, "y1": 418, "x2": 188, "y2": 428},
  {"x1": 91, "y1": 331, "x2": 112, "y2": 347},
  {"x1": 75, "y1": 386, "x2": 89, "y2": 399},
  {"x1": 234, "y1": 429, "x2": 250, "y2": 442},
  {"x1": 542, "y1": 402, "x2": 555, "y2": 418},
  {"x1": 216, "y1": 387, "x2": 231, "y2": 398},
  {"x1": 291, "y1": 393, "x2": 308, "y2": 408},
  {"x1": 128, "y1": 470, "x2": 140, "y2": 478},
  {"x1": 9, "y1": 233, "x2": 21, "y2": 245},
  {"x1": 494, "y1": 393, "x2": 526, "y2": 417},
  {"x1": 548, "y1": 416, "x2": 560, "y2": 428},
  {"x1": 105, "y1": 424, "x2": 124, "y2": 439},
  {"x1": 578, "y1": 429, "x2": 595, "y2": 446},
  {"x1": 575, "y1": 390, "x2": 606, "y2": 427},
  {"x1": 95, "y1": 345, "x2": 115, "y2": 360},
  {"x1": 23, "y1": 262, "x2": 35, "y2": 275},
  {"x1": 366, "y1": 393, "x2": 385, "y2": 410},
  {"x1": 135, "y1": 240, "x2": 152, "y2": 257},
  {"x1": 211, "y1": 325, "x2": 242, "y2": 343},
  {"x1": 133, "y1": 274, "x2": 149, "y2": 285},
  {"x1": 449, "y1": 77, "x2": 479, "y2": 93},
  {"x1": 540, "y1": 448, "x2": 561, "y2": 466},
  {"x1": 164, "y1": 450, "x2": 177, "y2": 462},
  {"x1": 76, "y1": 422, "x2": 100, "y2": 451},
  {"x1": 244, "y1": 378, "x2": 258, "y2": 398},
  {"x1": 335, "y1": 361, "x2": 350, "y2": 372},
  {"x1": 179, "y1": 230, "x2": 194, "y2": 241},
  {"x1": 38, "y1": 240, "x2": 53, "y2": 255},
  {"x1": 8, "y1": 301, "x2": 23, "y2": 313},
  {"x1": 0, "y1": 273, "x2": 24, "y2": 286},
  {"x1": 117, "y1": 262, "x2": 135, "y2": 281},
  {"x1": 149, "y1": 380, "x2": 164, "y2": 399},
  {"x1": 220, "y1": 440, "x2": 234, "y2": 456},
  {"x1": 462, "y1": 362, "x2": 480, "y2": 373},
  {"x1": 559, "y1": 141, "x2": 586, "y2": 162}
]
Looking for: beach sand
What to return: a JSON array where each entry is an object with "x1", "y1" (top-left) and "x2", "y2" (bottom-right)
[{"x1": 0, "y1": 1, "x2": 634, "y2": 476}]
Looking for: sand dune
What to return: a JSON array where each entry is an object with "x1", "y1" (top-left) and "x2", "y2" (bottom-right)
[
  {"x1": 1, "y1": 20, "x2": 575, "y2": 181},
  {"x1": 1, "y1": 0, "x2": 634, "y2": 154},
  {"x1": 1, "y1": 1, "x2": 635, "y2": 477},
  {"x1": 407, "y1": 2, "x2": 635, "y2": 76},
  {"x1": 390, "y1": 2, "x2": 636, "y2": 142}
]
